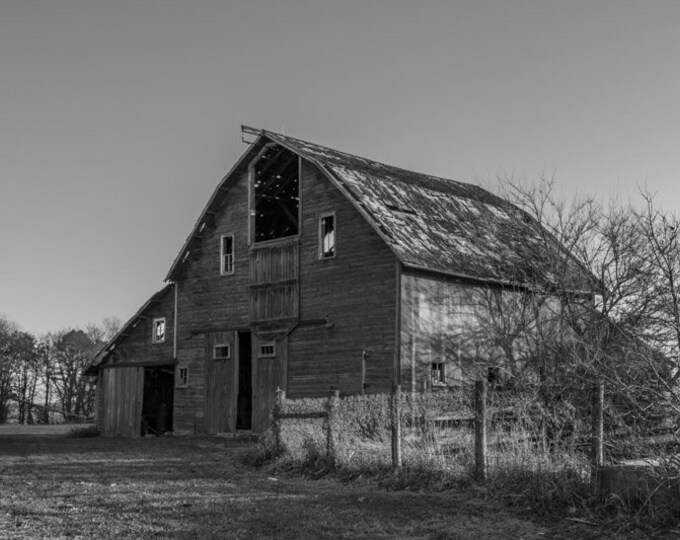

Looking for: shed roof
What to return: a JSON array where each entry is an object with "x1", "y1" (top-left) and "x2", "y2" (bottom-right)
[{"x1": 166, "y1": 127, "x2": 592, "y2": 292}]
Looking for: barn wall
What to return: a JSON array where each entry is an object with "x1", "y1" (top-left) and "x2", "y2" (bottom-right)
[
  {"x1": 400, "y1": 272, "x2": 564, "y2": 390},
  {"x1": 100, "y1": 366, "x2": 144, "y2": 437},
  {"x1": 102, "y1": 288, "x2": 175, "y2": 368},
  {"x1": 287, "y1": 161, "x2": 397, "y2": 397},
  {"x1": 96, "y1": 287, "x2": 175, "y2": 435},
  {"x1": 173, "y1": 154, "x2": 398, "y2": 432},
  {"x1": 173, "y1": 171, "x2": 251, "y2": 434}
]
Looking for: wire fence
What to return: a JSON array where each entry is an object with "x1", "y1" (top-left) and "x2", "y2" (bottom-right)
[{"x1": 270, "y1": 379, "x2": 680, "y2": 493}]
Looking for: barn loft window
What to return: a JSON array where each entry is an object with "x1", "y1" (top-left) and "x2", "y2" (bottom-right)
[
  {"x1": 176, "y1": 366, "x2": 189, "y2": 388},
  {"x1": 152, "y1": 318, "x2": 166, "y2": 344},
  {"x1": 220, "y1": 234, "x2": 235, "y2": 275},
  {"x1": 252, "y1": 145, "x2": 299, "y2": 243},
  {"x1": 213, "y1": 344, "x2": 231, "y2": 360},
  {"x1": 319, "y1": 213, "x2": 336, "y2": 259},
  {"x1": 258, "y1": 341, "x2": 276, "y2": 358},
  {"x1": 431, "y1": 362, "x2": 445, "y2": 386}
]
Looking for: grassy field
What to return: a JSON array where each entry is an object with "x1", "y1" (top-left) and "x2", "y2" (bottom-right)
[{"x1": 0, "y1": 430, "x2": 640, "y2": 539}]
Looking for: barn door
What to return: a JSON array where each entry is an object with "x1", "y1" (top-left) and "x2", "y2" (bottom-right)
[
  {"x1": 251, "y1": 333, "x2": 287, "y2": 432},
  {"x1": 236, "y1": 331, "x2": 252, "y2": 430},
  {"x1": 204, "y1": 331, "x2": 237, "y2": 433},
  {"x1": 101, "y1": 366, "x2": 144, "y2": 437}
]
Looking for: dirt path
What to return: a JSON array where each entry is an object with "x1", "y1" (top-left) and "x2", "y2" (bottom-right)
[{"x1": 0, "y1": 435, "x2": 620, "y2": 539}]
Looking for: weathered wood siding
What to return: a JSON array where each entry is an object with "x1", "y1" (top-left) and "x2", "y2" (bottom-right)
[
  {"x1": 174, "y1": 171, "x2": 251, "y2": 434},
  {"x1": 251, "y1": 333, "x2": 287, "y2": 431},
  {"x1": 250, "y1": 241, "x2": 299, "y2": 322},
  {"x1": 96, "y1": 286, "x2": 175, "y2": 436},
  {"x1": 400, "y1": 272, "x2": 564, "y2": 389},
  {"x1": 287, "y1": 161, "x2": 397, "y2": 397},
  {"x1": 173, "y1": 154, "x2": 398, "y2": 432},
  {"x1": 101, "y1": 288, "x2": 175, "y2": 368},
  {"x1": 203, "y1": 330, "x2": 237, "y2": 432},
  {"x1": 100, "y1": 366, "x2": 143, "y2": 437}
]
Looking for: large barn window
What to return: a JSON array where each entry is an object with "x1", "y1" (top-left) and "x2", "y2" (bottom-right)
[{"x1": 252, "y1": 145, "x2": 299, "y2": 243}]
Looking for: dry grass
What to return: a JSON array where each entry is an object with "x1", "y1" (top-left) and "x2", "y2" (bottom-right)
[{"x1": 0, "y1": 432, "x2": 627, "y2": 539}]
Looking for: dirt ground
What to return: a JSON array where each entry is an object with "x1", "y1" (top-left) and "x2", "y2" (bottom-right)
[{"x1": 0, "y1": 431, "x2": 643, "y2": 539}]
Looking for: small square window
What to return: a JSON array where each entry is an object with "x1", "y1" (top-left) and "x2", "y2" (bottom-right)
[
  {"x1": 176, "y1": 366, "x2": 189, "y2": 388},
  {"x1": 319, "y1": 214, "x2": 336, "y2": 259},
  {"x1": 213, "y1": 344, "x2": 231, "y2": 360},
  {"x1": 221, "y1": 234, "x2": 235, "y2": 275},
  {"x1": 152, "y1": 318, "x2": 166, "y2": 344},
  {"x1": 258, "y1": 342, "x2": 276, "y2": 358}
]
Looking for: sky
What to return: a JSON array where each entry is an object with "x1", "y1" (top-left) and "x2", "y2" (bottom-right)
[{"x1": 1, "y1": 0, "x2": 679, "y2": 336}]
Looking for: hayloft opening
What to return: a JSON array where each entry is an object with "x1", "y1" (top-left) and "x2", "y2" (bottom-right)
[{"x1": 252, "y1": 145, "x2": 299, "y2": 243}]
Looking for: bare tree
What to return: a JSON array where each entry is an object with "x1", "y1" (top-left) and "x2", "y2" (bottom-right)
[
  {"x1": 0, "y1": 317, "x2": 20, "y2": 423},
  {"x1": 46, "y1": 329, "x2": 99, "y2": 421},
  {"x1": 8, "y1": 331, "x2": 41, "y2": 424}
]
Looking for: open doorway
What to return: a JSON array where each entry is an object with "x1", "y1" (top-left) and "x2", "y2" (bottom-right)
[
  {"x1": 236, "y1": 332, "x2": 252, "y2": 430},
  {"x1": 141, "y1": 365, "x2": 174, "y2": 436}
]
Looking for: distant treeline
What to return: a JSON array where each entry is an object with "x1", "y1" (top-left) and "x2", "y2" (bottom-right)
[{"x1": 0, "y1": 317, "x2": 120, "y2": 424}]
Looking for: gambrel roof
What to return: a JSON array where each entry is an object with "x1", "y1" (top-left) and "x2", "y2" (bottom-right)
[{"x1": 166, "y1": 127, "x2": 592, "y2": 292}]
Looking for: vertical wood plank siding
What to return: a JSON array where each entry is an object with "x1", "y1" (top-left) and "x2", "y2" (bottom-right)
[
  {"x1": 174, "y1": 171, "x2": 251, "y2": 434},
  {"x1": 96, "y1": 286, "x2": 175, "y2": 436},
  {"x1": 101, "y1": 367, "x2": 143, "y2": 437},
  {"x1": 287, "y1": 161, "x2": 397, "y2": 397},
  {"x1": 172, "y1": 155, "x2": 397, "y2": 433},
  {"x1": 203, "y1": 331, "x2": 237, "y2": 432}
]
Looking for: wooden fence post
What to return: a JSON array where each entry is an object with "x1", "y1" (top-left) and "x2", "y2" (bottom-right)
[
  {"x1": 475, "y1": 379, "x2": 488, "y2": 481},
  {"x1": 591, "y1": 382, "x2": 604, "y2": 494},
  {"x1": 392, "y1": 384, "x2": 402, "y2": 470},
  {"x1": 326, "y1": 390, "x2": 340, "y2": 463},
  {"x1": 273, "y1": 388, "x2": 286, "y2": 454}
]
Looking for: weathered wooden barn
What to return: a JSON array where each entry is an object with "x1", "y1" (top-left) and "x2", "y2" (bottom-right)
[
  {"x1": 89, "y1": 126, "x2": 590, "y2": 436},
  {"x1": 86, "y1": 284, "x2": 175, "y2": 436}
]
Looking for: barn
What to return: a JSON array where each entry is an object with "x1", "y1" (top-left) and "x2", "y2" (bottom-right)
[{"x1": 88, "y1": 126, "x2": 591, "y2": 436}]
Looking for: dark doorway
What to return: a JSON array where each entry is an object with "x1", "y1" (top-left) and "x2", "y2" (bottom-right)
[
  {"x1": 141, "y1": 365, "x2": 174, "y2": 436},
  {"x1": 237, "y1": 332, "x2": 252, "y2": 430}
]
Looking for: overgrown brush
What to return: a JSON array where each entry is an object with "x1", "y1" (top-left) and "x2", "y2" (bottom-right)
[{"x1": 244, "y1": 386, "x2": 680, "y2": 534}]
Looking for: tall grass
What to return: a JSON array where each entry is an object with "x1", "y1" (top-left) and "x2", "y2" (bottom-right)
[{"x1": 247, "y1": 386, "x2": 680, "y2": 532}]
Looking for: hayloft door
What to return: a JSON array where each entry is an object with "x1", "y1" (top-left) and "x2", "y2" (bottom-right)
[{"x1": 204, "y1": 331, "x2": 237, "y2": 433}]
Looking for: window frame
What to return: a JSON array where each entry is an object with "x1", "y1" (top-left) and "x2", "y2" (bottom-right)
[
  {"x1": 318, "y1": 212, "x2": 337, "y2": 260},
  {"x1": 152, "y1": 318, "x2": 166, "y2": 344},
  {"x1": 258, "y1": 341, "x2": 276, "y2": 358},
  {"x1": 176, "y1": 366, "x2": 189, "y2": 388},
  {"x1": 213, "y1": 343, "x2": 231, "y2": 360},
  {"x1": 248, "y1": 144, "x2": 302, "y2": 246},
  {"x1": 220, "y1": 233, "x2": 235, "y2": 276},
  {"x1": 431, "y1": 362, "x2": 446, "y2": 387}
]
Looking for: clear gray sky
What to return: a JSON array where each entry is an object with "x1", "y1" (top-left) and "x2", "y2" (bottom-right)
[{"x1": 1, "y1": 0, "x2": 679, "y2": 335}]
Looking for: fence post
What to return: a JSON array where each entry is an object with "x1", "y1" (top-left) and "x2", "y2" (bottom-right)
[
  {"x1": 475, "y1": 379, "x2": 488, "y2": 481},
  {"x1": 326, "y1": 390, "x2": 340, "y2": 464},
  {"x1": 392, "y1": 384, "x2": 402, "y2": 470},
  {"x1": 273, "y1": 387, "x2": 286, "y2": 454},
  {"x1": 591, "y1": 382, "x2": 604, "y2": 494}
]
